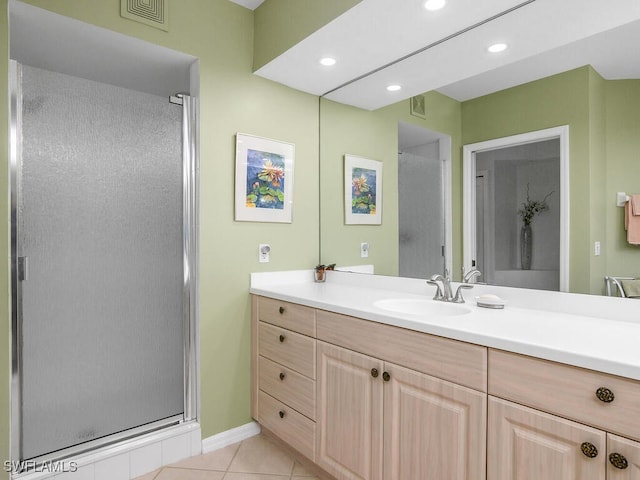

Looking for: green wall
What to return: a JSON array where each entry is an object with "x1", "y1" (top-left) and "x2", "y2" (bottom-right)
[
  {"x1": 253, "y1": 0, "x2": 361, "y2": 71},
  {"x1": 320, "y1": 66, "x2": 635, "y2": 294},
  {"x1": 605, "y1": 80, "x2": 640, "y2": 276},
  {"x1": 1, "y1": 0, "x2": 319, "y2": 469},
  {"x1": 319, "y1": 91, "x2": 462, "y2": 276},
  {"x1": 462, "y1": 67, "x2": 597, "y2": 293}
]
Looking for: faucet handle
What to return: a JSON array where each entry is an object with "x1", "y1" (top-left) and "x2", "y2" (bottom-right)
[
  {"x1": 426, "y1": 280, "x2": 444, "y2": 301},
  {"x1": 453, "y1": 284, "x2": 474, "y2": 303}
]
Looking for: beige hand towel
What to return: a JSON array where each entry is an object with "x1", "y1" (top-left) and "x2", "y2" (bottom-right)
[{"x1": 625, "y1": 195, "x2": 640, "y2": 245}]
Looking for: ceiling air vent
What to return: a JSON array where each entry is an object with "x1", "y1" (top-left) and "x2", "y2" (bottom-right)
[{"x1": 121, "y1": 0, "x2": 169, "y2": 31}]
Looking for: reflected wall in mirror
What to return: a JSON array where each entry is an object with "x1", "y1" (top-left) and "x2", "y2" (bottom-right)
[
  {"x1": 319, "y1": 92, "x2": 461, "y2": 277},
  {"x1": 320, "y1": 66, "x2": 640, "y2": 295}
]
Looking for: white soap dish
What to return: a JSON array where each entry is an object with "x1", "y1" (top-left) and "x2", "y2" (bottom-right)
[{"x1": 475, "y1": 295, "x2": 506, "y2": 309}]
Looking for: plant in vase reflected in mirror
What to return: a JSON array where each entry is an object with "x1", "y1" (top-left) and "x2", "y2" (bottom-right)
[{"x1": 517, "y1": 184, "x2": 554, "y2": 270}]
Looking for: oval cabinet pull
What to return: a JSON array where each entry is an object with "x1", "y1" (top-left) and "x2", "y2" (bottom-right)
[
  {"x1": 278, "y1": 410, "x2": 285, "y2": 419},
  {"x1": 278, "y1": 306, "x2": 285, "y2": 314},
  {"x1": 382, "y1": 371, "x2": 391, "y2": 382},
  {"x1": 580, "y1": 442, "x2": 598, "y2": 458},
  {"x1": 279, "y1": 334, "x2": 285, "y2": 343},
  {"x1": 595, "y1": 387, "x2": 615, "y2": 403},
  {"x1": 609, "y1": 452, "x2": 629, "y2": 469},
  {"x1": 279, "y1": 372, "x2": 286, "y2": 381},
  {"x1": 371, "y1": 368, "x2": 379, "y2": 378}
]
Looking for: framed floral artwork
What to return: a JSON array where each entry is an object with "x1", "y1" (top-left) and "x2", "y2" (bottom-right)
[
  {"x1": 235, "y1": 133, "x2": 294, "y2": 223},
  {"x1": 344, "y1": 154, "x2": 382, "y2": 225}
]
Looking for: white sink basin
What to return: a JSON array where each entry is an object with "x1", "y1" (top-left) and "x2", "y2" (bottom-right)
[{"x1": 373, "y1": 298, "x2": 471, "y2": 317}]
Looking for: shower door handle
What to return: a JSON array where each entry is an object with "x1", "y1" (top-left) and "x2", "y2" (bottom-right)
[{"x1": 18, "y1": 256, "x2": 29, "y2": 281}]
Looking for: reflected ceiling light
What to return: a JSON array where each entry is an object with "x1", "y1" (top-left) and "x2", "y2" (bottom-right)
[
  {"x1": 386, "y1": 84, "x2": 402, "y2": 92},
  {"x1": 488, "y1": 43, "x2": 508, "y2": 53},
  {"x1": 319, "y1": 57, "x2": 336, "y2": 66},
  {"x1": 424, "y1": 0, "x2": 446, "y2": 11}
]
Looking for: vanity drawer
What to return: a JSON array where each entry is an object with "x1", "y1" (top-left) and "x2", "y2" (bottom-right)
[
  {"x1": 258, "y1": 390, "x2": 316, "y2": 461},
  {"x1": 259, "y1": 321, "x2": 316, "y2": 379},
  {"x1": 259, "y1": 355, "x2": 316, "y2": 420},
  {"x1": 489, "y1": 349, "x2": 640, "y2": 441},
  {"x1": 316, "y1": 309, "x2": 487, "y2": 392},
  {"x1": 257, "y1": 296, "x2": 316, "y2": 337}
]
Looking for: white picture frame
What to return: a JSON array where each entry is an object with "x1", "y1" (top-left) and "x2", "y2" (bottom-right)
[
  {"x1": 234, "y1": 133, "x2": 294, "y2": 223},
  {"x1": 344, "y1": 154, "x2": 383, "y2": 225}
]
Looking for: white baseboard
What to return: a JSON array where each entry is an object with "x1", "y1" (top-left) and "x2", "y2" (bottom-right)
[{"x1": 201, "y1": 421, "x2": 261, "y2": 454}]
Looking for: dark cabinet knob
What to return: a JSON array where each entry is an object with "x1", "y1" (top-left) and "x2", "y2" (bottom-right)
[
  {"x1": 382, "y1": 371, "x2": 391, "y2": 382},
  {"x1": 278, "y1": 410, "x2": 285, "y2": 419},
  {"x1": 279, "y1": 306, "x2": 285, "y2": 314},
  {"x1": 595, "y1": 387, "x2": 615, "y2": 403},
  {"x1": 279, "y1": 334, "x2": 285, "y2": 343},
  {"x1": 580, "y1": 442, "x2": 598, "y2": 458},
  {"x1": 279, "y1": 372, "x2": 286, "y2": 381},
  {"x1": 609, "y1": 453, "x2": 629, "y2": 469},
  {"x1": 371, "y1": 368, "x2": 379, "y2": 378}
]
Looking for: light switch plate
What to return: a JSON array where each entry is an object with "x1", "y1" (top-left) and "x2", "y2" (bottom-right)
[{"x1": 360, "y1": 242, "x2": 369, "y2": 258}]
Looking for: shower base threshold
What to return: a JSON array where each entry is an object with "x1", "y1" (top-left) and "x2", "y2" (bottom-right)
[{"x1": 12, "y1": 421, "x2": 201, "y2": 480}]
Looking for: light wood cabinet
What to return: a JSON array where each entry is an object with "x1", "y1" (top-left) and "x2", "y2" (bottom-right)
[
  {"x1": 608, "y1": 434, "x2": 640, "y2": 480},
  {"x1": 252, "y1": 296, "x2": 317, "y2": 461},
  {"x1": 383, "y1": 362, "x2": 486, "y2": 480},
  {"x1": 489, "y1": 349, "x2": 640, "y2": 441},
  {"x1": 488, "y1": 396, "x2": 606, "y2": 480},
  {"x1": 316, "y1": 341, "x2": 383, "y2": 480},
  {"x1": 316, "y1": 340, "x2": 486, "y2": 480},
  {"x1": 251, "y1": 294, "x2": 640, "y2": 480},
  {"x1": 488, "y1": 350, "x2": 640, "y2": 480}
]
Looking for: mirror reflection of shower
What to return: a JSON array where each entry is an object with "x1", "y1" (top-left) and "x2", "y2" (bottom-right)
[
  {"x1": 475, "y1": 139, "x2": 560, "y2": 290},
  {"x1": 398, "y1": 122, "x2": 451, "y2": 279}
]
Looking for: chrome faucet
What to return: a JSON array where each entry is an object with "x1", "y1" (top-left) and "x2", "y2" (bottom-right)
[
  {"x1": 463, "y1": 268, "x2": 482, "y2": 283},
  {"x1": 429, "y1": 271, "x2": 453, "y2": 300},
  {"x1": 428, "y1": 269, "x2": 475, "y2": 303}
]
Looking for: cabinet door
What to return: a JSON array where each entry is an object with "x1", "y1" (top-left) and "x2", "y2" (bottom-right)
[
  {"x1": 488, "y1": 396, "x2": 606, "y2": 480},
  {"x1": 316, "y1": 341, "x2": 383, "y2": 480},
  {"x1": 608, "y1": 434, "x2": 640, "y2": 479},
  {"x1": 383, "y1": 363, "x2": 487, "y2": 480}
]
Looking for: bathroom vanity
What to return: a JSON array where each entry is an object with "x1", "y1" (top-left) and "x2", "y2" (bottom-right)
[{"x1": 250, "y1": 270, "x2": 640, "y2": 480}]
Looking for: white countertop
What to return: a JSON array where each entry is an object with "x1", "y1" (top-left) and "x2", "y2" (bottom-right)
[{"x1": 250, "y1": 269, "x2": 640, "y2": 381}]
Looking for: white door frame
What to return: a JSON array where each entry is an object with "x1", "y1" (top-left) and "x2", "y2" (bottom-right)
[{"x1": 462, "y1": 126, "x2": 570, "y2": 292}]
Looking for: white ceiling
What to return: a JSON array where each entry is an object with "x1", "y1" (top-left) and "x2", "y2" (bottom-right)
[
  {"x1": 228, "y1": 0, "x2": 265, "y2": 10},
  {"x1": 253, "y1": 0, "x2": 640, "y2": 110},
  {"x1": 10, "y1": 0, "x2": 196, "y2": 98}
]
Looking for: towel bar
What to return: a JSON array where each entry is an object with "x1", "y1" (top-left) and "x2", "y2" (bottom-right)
[{"x1": 616, "y1": 192, "x2": 631, "y2": 207}]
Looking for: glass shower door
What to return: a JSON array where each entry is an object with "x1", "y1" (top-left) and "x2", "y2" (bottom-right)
[
  {"x1": 15, "y1": 63, "x2": 186, "y2": 461},
  {"x1": 398, "y1": 150, "x2": 445, "y2": 279}
]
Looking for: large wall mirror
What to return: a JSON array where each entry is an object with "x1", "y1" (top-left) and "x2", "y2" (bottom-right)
[{"x1": 317, "y1": 5, "x2": 640, "y2": 297}]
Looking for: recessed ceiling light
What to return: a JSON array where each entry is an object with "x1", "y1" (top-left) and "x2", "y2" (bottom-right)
[
  {"x1": 319, "y1": 57, "x2": 336, "y2": 66},
  {"x1": 488, "y1": 43, "x2": 508, "y2": 53},
  {"x1": 424, "y1": 0, "x2": 446, "y2": 11},
  {"x1": 386, "y1": 84, "x2": 402, "y2": 92}
]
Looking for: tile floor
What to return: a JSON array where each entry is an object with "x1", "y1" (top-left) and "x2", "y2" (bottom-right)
[{"x1": 133, "y1": 434, "x2": 321, "y2": 480}]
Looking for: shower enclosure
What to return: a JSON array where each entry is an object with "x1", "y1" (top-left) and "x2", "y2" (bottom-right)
[{"x1": 10, "y1": 61, "x2": 198, "y2": 466}]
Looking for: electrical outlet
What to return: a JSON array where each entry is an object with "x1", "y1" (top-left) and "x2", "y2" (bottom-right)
[
  {"x1": 259, "y1": 244, "x2": 270, "y2": 263},
  {"x1": 594, "y1": 241, "x2": 601, "y2": 256},
  {"x1": 360, "y1": 242, "x2": 369, "y2": 258}
]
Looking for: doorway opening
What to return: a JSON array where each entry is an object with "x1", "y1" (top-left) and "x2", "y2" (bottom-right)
[
  {"x1": 463, "y1": 126, "x2": 570, "y2": 291},
  {"x1": 398, "y1": 122, "x2": 452, "y2": 279}
]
